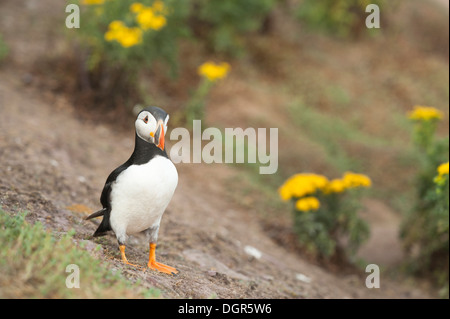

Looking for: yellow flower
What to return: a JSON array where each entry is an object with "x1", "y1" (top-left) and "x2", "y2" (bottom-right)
[
  {"x1": 296, "y1": 197, "x2": 321, "y2": 213},
  {"x1": 307, "y1": 173, "x2": 330, "y2": 190},
  {"x1": 409, "y1": 106, "x2": 444, "y2": 122},
  {"x1": 105, "y1": 21, "x2": 142, "y2": 48},
  {"x1": 130, "y1": 2, "x2": 145, "y2": 13},
  {"x1": 136, "y1": 8, "x2": 154, "y2": 29},
  {"x1": 105, "y1": 21, "x2": 123, "y2": 41},
  {"x1": 342, "y1": 172, "x2": 372, "y2": 189},
  {"x1": 324, "y1": 179, "x2": 347, "y2": 194},
  {"x1": 435, "y1": 162, "x2": 450, "y2": 184},
  {"x1": 279, "y1": 174, "x2": 329, "y2": 201},
  {"x1": 109, "y1": 20, "x2": 125, "y2": 30},
  {"x1": 132, "y1": 1, "x2": 168, "y2": 31},
  {"x1": 119, "y1": 27, "x2": 143, "y2": 48},
  {"x1": 82, "y1": 0, "x2": 104, "y2": 4},
  {"x1": 135, "y1": 7, "x2": 167, "y2": 31},
  {"x1": 279, "y1": 185, "x2": 292, "y2": 202},
  {"x1": 198, "y1": 62, "x2": 231, "y2": 82},
  {"x1": 438, "y1": 162, "x2": 449, "y2": 177},
  {"x1": 150, "y1": 15, "x2": 167, "y2": 30}
]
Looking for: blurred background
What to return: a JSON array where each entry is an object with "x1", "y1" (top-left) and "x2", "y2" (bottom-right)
[{"x1": 0, "y1": 0, "x2": 448, "y2": 298}]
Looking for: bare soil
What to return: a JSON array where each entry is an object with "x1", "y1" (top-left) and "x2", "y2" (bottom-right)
[
  {"x1": 0, "y1": 0, "x2": 442, "y2": 299},
  {"x1": 0, "y1": 70, "x2": 434, "y2": 298}
]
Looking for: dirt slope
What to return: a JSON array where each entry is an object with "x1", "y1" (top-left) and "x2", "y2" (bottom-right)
[
  {"x1": 0, "y1": 0, "x2": 437, "y2": 299},
  {"x1": 0, "y1": 70, "x2": 433, "y2": 299}
]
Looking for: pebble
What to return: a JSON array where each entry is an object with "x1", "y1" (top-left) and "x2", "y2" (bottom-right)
[
  {"x1": 296, "y1": 273, "x2": 312, "y2": 284},
  {"x1": 244, "y1": 245, "x2": 263, "y2": 260}
]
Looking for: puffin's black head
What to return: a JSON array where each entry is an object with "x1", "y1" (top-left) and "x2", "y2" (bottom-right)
[{"x1": 135, "y1": 106, "x2": 169, "y2": 151}]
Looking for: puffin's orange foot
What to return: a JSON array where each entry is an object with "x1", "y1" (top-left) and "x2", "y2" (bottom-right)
[
  {"x1": 122, "y1": 260, "x2": 143, "y2": 269},
  {"x1": 148, "y1": 261, "x2": 179, "y2": 275},
  {"x1": 119, "y1": 245, "x2": 143, "y2": 269},
  {"x1": 147, "y1": 243, "x2": 178, "y2": 275}
]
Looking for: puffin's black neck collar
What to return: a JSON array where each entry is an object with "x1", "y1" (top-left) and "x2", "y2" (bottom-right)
[{"x1": 130, "y1": 133, "x2": 167, "y2": 165}]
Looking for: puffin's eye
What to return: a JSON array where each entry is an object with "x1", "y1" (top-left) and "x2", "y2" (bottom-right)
[{"x1": 144, "y1": 116, "x2": 149, "y2": 124}]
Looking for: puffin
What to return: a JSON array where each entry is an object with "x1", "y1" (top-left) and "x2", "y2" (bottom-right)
[{"x1": 86, "y1": 106, "x2": 178, "y2": 275}]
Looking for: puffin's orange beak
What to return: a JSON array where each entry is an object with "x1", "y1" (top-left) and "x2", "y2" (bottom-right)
[{"x1": 154, "y1": 120, "x2": 165, "y2": 151}]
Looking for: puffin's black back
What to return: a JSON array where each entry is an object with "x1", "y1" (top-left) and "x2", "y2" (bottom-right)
[{"x1": 91, "y1": 132, "x2": 169, "y2": 237}]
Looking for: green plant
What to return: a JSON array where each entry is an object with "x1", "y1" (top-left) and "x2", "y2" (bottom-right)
[
  {"x1": 0, "y1": 208, "x2": 160, "y2": 298},
  {"x1": 408, "y1": 163, "x2": 449, "y2": 298},
  {"x1": 0, "y1": 34, "x2": 9, "y2": 62},
  {"x1": 185, "y1": 61, "x2": 230, "y2": 126},
  {"x1": 400, "y1": 106, "x2": 449, "y2": 298},
  {"x1": 71, "y1": 0, "x2": 190, "y2": 105},
  {"x1": 288, "y1": 101, "x2": 390, "y2": 173},
  {"x1": 433, "y1": 163, "x2": 450, "y2": 297},
  {"x1": 296, "y1": 0, "x2": 385, "y2": 38},
  {"x1": 279, "y1": 172, "x2": 371, "y2": 258},
  {"x1": 191, "y1": 0, "x2": 277, "y2": 55}
]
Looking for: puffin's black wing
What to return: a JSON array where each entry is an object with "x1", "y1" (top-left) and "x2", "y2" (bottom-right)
[{"x1": 86, "y1": 163, "x2": 130, "y2": 237}]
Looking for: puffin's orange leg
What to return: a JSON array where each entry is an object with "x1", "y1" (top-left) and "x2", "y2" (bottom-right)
[
  {"x1": 147, "y1": 243, "x2": 178, "y2": 275},
  {"x1": 119, "y1": 245, "x2": 141, "y2": 268}
]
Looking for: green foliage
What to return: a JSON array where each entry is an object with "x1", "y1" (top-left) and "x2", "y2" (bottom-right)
[
  {"x1": 404, "y1": 171, "x2": 449, "y2": 298},
  {"x1": 184, "y1": 61, "x2": 231, "y2": 126},
  {"x1": 292, "y1": 189, "x2": 370, "y2": 259},
  {"x1": 0, "y1": 34, "x2": 8, "y2": 62},
  {"x1": 70, "y1": 0, "x2": 190, "y2": 105},
  {"x1": 76, "y1": 0, "x2": 189, "y2": 72},
  {"x1": 412, "y1": 118, "x2": 442, "y2": 154},
  {"x1": 185, "y1": 79, "x2": 213, "y2": 126},
  {"x1": 0, "y1": 209, "x2": 160, "y2": 298},
  {"x1": 400, "y1": 113, "x2": 449, "y2": 298},
  {"x1": 280, "y1": 173, "x2": 371, "y2": 259},
  {"x1": 296, "y1": 0, "x2": 385, "y2": 37},
  {"x1": 71, "y1": 0, "x2": 277, "y2": 105},
  {"x1": 288, "y1": 101, "x2": 391, "y2": 172},
  {"x1": 192, "y1": 0, "x2": 277, "y2": 55}
]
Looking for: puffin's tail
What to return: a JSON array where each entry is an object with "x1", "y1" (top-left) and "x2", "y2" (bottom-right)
[
  {"x1": 85, "y1": 208, "x2": 107, "y2": 221},
  {"x1": 85, "y1": 208, "x2": 112, "y2": 237}
]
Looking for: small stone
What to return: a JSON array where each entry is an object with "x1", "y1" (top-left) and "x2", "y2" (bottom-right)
[
  {"x1": 244, "y1": 245, "x2": 262, "y2": 260},
  {"x1": 50, "y1": 159, "x2": 59, "y2": 167},
  {"x1": 296, "y1": 273, "x2": 312, "y2": 284}
]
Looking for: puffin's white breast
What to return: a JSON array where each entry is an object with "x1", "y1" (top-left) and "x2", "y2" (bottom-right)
[{"x1": 109, "y1": 156, "x2": 178, "y2": 235}]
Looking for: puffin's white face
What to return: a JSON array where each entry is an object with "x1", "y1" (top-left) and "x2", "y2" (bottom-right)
[{"x1": 135, "y1": 111, "x2": 169, "y2": 150}]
